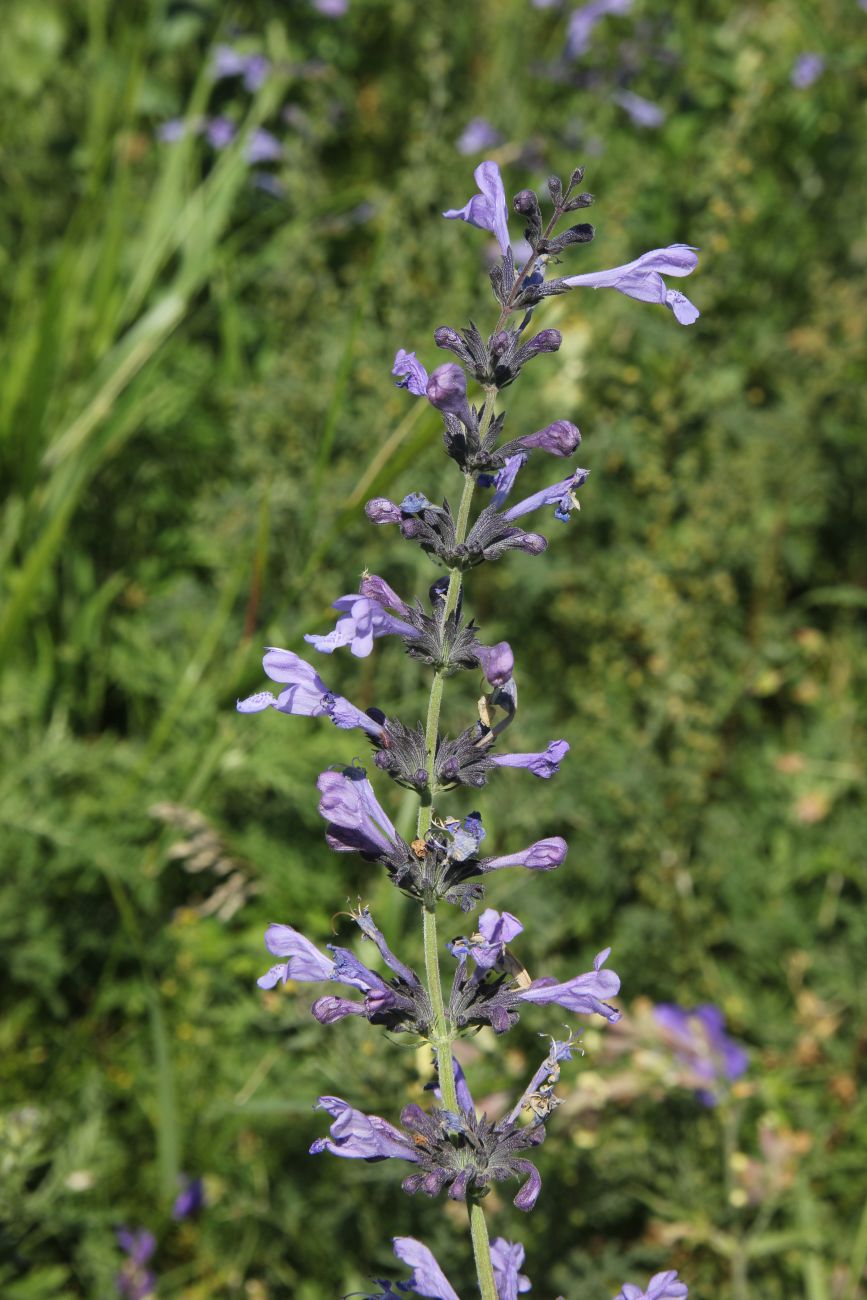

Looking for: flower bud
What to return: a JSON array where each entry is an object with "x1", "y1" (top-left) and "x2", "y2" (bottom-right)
[
  {"x1": 426, "y1": 363, "x2": 471, "y2": 423},
  {"x1": 519, "y1": 329, "x2": 562, "y2": 360},
  {"x1": 517, "y1": 420, "x2": 581, "y2": 457},
  {"x1": 365, "y1": 497, "x2": 402, "y2": 525},
  {"x1": 477, "y1": 641, "x2": 514, "y2": 688},
  {"x1": 512, "y1": 532, "x2": 548, "y2": 555},
  {"x1": 359, "y1": 574, "x2": 409, "y2": 613},
  {"x1": 512, "y1": 189, "x2": 540, "y2": 217},
  {"x1": 433, "y1": 326, "x2": 463, "y2": 352}
]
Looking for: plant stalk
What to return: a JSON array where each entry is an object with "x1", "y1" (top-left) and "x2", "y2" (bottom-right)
[
  {"x1": 416, "y1": 386, "x2": 498, "y2": 1287},
  {"x1": 469, "y1": 1199, "x2": 499, "y2": 1300}
]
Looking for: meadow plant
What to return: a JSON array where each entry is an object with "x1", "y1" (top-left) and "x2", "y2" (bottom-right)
[{"x1": 239, "y1": 159, "x2": 701, "y2": 1297}]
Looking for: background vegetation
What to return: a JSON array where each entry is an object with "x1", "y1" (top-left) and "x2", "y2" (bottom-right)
[{"x1": 1, "y1": 0, "x2": 865, "y2": 1296}]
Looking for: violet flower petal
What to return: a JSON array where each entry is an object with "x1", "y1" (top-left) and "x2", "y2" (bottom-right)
[
  {"x1": 615, "y1": 1270, "x2": 689, "y2": 1300},
  {"x1": 476, "y1": 641, "x2": 515, "y2": 688},
  {"x1": 490, "y1": 454, "x2": 528, "y2": 509},
  {"x1": 310, "y1": 1097, "x2": 419, "y2": 1162},
  {"x1": 392, "y1": 348, "x2": 430, "y2": 396},
  {"x1": 492, "y1": 740, "x2": 570, "y2": 779},
  {"x1": 501, "y1": 469, "x2": 589, "y2": 523},
  {"x1": 482, "y1": 835, "x2": 568, "y2": 872},
  {"x1": 563, "y1": 245, "x2": 700, "y2": 325},
  {"x1": 490, "y1": 1238, "x2": 532, "y2": 1300},
  {"x1": 443, "y1": 160, "x2": 511, "y2": 255},
  {"x1": 392, "y1": 1237, "x2": 460, "y2": 1300},
  {"x1": 515, "y1": 419, "x2": 581, "y2": 457},
  {"x1": 519, "y1": 948, "x2": 621, "y2": 1021}
]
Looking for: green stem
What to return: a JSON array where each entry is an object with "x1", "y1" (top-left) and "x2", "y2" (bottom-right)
[
  {"x1": 414, "y1": 386, "x2": 498, "y2": 1286},
  {"x1": 469, "y1": 1199, "x2": 499, "y2": 1300},
  {"x1": 422, "y1": 904, "x2": 458, "y2": 1113}
]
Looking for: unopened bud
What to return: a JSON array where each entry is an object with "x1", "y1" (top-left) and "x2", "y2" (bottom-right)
[
  {"x1": 365, "y1": 497, "x2": 402, "y2": 525},
  {"x1": 426, "y1": 363, "x2": 472, "y2": 424}
]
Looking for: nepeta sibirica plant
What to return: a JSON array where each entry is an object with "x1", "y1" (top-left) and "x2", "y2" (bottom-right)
[{"x1": 238, "y1": 159, "x2": 701, "y2": 1298}]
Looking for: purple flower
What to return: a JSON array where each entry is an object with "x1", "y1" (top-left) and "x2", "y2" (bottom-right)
[
  {"x1": 426, "y1": 363, "x2": 472, "y2": 424},
  {"x1": 519, "y1": 947, "x2": 622, "y2": 1022},
  {"x1": 258, "y1": 910, "x2": 420, "y2": 1030},
  {"x1": 482, "y1": 835, "x2": 568, "y2": 872},
  {"x1": 614, "y1": 1270, "x2": 689, "y2": 1300},
  {"x1": 443, "y1": 160, "x2": 511, "y2": 256},
  {"x1": 317, "y1": 766, "x2": 400, "y2": 858},
  {"x1": 562, "y1": 244, "x2": 700, "y2": 325},
  {"x1": 567, "y1": 0, "x2": 633, "y2": 58},
  {"x1": 212, "y1": 45, "x2": 271, "y2": 91},
  {"x1": 391, "y1": 1238, "x2": 460, "y2": 1300},
  {"x1": 304, "y1": 588, "x2": 415, "y2": 657},
  {"x1": 171, "y1": 1174, "x2": 204, "y2": 1221},
  {"x1": 491, "y1": 1238, "x2": 532, "y2": 1300},
  {"x1": 313, "y1": 0, "x2": 349, "y2": 14},
  {"x1": 115, "y1": 1229, "x2": 156, "y2": 1300},
  {"x1": 513, "y1": 419, "x2": 582, "y2": 458},
  {"x1": 492, "y1": 739, "x2": 570, "y2": 778},
  {"x1": 501, "y1": 467, "x2": 590, "y2": 523},
  {"x1": 157, "y1": 118, "x2": 188, "y2": 143},
  {"x1": 365, "y1": 497, "x2": 403, "y2": 525},
  {"x1": 212, "y1": 44, "x2": 247, "y2": 79},
  {"x1": 256, "y1": 923, "x2": 336, "y2": 989},
  {"x1": 451, "y1": 908, "x2": 525, "y2": 971},
  {"x1": 205, "y1": 116, "x2": 236, "y2": 149},
  {"x1": 310, "y1": 1096, "x2": 420, "y2": 1162},
  {"x1": 456, "y1": 118, "x2": 503, "y2": 155},
  {"x1": 489, "y1": 454, "x2": 528, "y2": 509},
  {"x1": 613, "y1": 90, "x2": 666, "y2": 128},
  {"x1": 791, "y1": 53, "x2": 825, "y2": 88},
  {"x1": 245, "y1": 128, "x2": 283, "y2": 163},
  {"x1": 242, "y1": 54, "x2": 270, "y2": 92},
  {"x1": 477, "y1": 641, "x2": 515, "y2": 687},
  {"x1": 654, "y1": 1003, "x2": 748, "y2": 1104},
  {"x1": 392, "y1": 348, "x2": 429, "y2": 396},
  {"x1": 237, "y1": 647, "x2": 384, "y2": 739}
]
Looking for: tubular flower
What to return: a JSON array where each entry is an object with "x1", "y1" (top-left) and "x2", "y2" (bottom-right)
[
  {"x1": 491, "y1": 1238, "x2": 532, "y2": 1300},
  {"x1": 562, "y1": 244, "x2": 700, "y2": 325},
  {"x1": 392, "y1": 348, "x2": 429, "y2": 396},
  {"x1": 391, "y1": 1237, "x2": 460, "y2": 1300},
  {"x1": 304, "y1": 588, "x2": 415, "y2": 657},
  {"x1": 237, "y1": 648, "x2": 384, "y2": 739},
  {"x1": 481, "y1": 835, "x2": 568, "y2": 873},
  {"x1": 443, "y1": 160, "x2": 511, "y2": 255},
  {"x1": 614, "y1": 1270, "x2": 689, "y2": 1300},
  {"x1": 518, "y1": 947, "x2": 622, "y2": 1022},
  {"x1": 491, "y1": 739, "x2": 570, "y2": 779},
  {"x1": 317, "y1": 765, "x2": 400, "y2": 858}
]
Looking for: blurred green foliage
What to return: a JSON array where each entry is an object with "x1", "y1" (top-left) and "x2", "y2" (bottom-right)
[{"x1": 1, "y1": 0, "x2": 865, "y2": 1296}]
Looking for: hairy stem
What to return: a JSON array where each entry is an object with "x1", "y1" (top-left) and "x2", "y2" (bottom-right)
[
  {"x1": 416, "y1": 386, "x2": 498, "y2": 1281},
  {"x1": 469, "y1": 1199, "x2": 499, "y2": 1300}
]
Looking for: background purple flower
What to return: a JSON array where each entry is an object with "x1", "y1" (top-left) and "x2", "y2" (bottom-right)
[
  {"x1": 171, "y1": 1174, "x2": 204, "y2": 1220},
  {"x1": 115, "y1": 1228, "x2": 156, "y2": 1300},
  {"x1": 791, "y1": 53, "x2": 825, "y2": 88},
  {"x1": 654, "y1": 1003, "x2": 748, "y2": 1104},
  {"x1": 456, "y1": 118, "x2": 503, "y2": 155},
  {"x1": 566, "y1": 0, "x2": 633, "y2": 59},
  {"x1": 245, "y1": 128, "x2": 283, "y2": 164},
  {"x1": 615, "y1": 1269, "x2": 689, "y2": 1300},
  {"x1": 613, "y1": 90, "x2": 666, "y2": 128}
]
